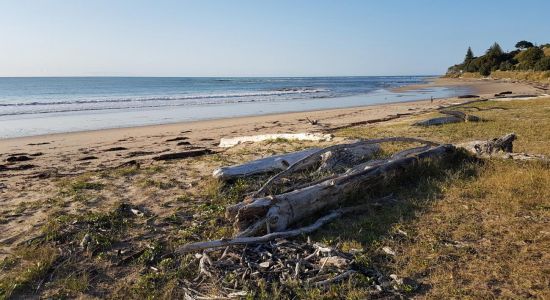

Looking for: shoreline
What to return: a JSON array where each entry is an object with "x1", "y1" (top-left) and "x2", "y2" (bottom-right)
[
  {"x1": 0, "y1": 77, "x2": 461, "y2": 143},
  {"x1": 0, "y1": 77, "x2": 543, "y2": 170}
]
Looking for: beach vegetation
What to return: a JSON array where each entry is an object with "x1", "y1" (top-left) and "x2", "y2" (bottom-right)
[{"x1": 447, "y1": 40, "x2": 550, "y2": 77}]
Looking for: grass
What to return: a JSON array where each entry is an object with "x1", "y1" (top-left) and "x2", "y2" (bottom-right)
[
  {"x1": 451, "y1": 70, "x2": 550, "y2": 83},
  {"x1": 0, "y1": 98, "x2": 548, "y2": 298}
]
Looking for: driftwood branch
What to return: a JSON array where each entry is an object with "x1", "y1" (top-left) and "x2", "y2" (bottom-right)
[
  {"x1": 177, "y1": 200, "x2": 390, "y2": 254},
  {"x1": 212, "y1": 148, "x2": 320, "y2": 181}
]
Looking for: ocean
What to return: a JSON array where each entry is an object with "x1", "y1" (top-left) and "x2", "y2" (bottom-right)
[{"x1": 0, "y1": 76, "x2": 467, "y2": 138}]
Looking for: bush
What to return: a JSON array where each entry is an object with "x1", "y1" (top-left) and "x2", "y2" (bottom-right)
[
  {"x1": 499, "y1": 61, "x2": 514, "y2": 71},
  {"x1": 446, "y1": 41, "x2": 550, "y2": 76},
  {"x1": 534, "y1": 57, "x2": 550, "y2": 71},
  {"x1": 479, "y1": 65, "x2": 491, "y2": 76},
  {"x1": 515, "y1": 47, "x2": 544, "y2": 69}
]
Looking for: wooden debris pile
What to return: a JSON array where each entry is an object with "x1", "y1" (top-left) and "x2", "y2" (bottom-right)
[
  {"x1": 176, "y1": 133, "x2": 547, "y2": 293},
  {"x1": 184, "y1": 239, "x2": 408, "y2": 298}
]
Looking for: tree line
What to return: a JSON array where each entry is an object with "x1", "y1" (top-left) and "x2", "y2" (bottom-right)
[{"x1": 447, "y1": 41, "x2": 550, "y2": 76}]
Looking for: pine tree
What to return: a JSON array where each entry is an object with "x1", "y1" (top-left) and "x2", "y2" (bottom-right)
[
  {"x1": 486, "y1": 42, "x2": 503, "y2": 57},
  {"x1": 464, "y1": 47, "x2": 474, "y2": 63}
]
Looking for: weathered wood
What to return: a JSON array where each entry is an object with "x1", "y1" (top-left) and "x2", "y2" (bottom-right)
[
  {"x1": 251, "y1": 137, "x2": 438, "y2": 199},
  {"x1": 316, "y1": 143, "x2": 380, "y2": 173},
  {"x1": 458, "y1": 94, "x2": 480, "y2": 99},
  {"x1": 212, "y1": 148, "x2": 320, "y2": 180},
  {"x1": 458, "y1": 133, "x2": 549, "y2": 162},
  {"x1": 414, "y1": 109, "x2": 481, "y2": 126},
  {"x1": 459, "y1": 133, "x2": 516, "y2": 156},
  {"x1": 325, "y1": 113, "x2": 415, "y2": 132},
  {"x1": 152, "y1": 149, "x2": 212, "y2": 161},
  {"x1": 263, "y1": 145, "x2": 455, "y2": 232},
  {"x1": 218, "y1": 133, "x2": 333, "y2": 148},
  {"x1": 440, "y1": 110, "x2": 481, "y2": 122},
  {"x1": 413, "y1": 116, "x2": 463, "y2": 126},
  {"x1": 176, "y1": 201, "x2": 387, "y2": 254}
]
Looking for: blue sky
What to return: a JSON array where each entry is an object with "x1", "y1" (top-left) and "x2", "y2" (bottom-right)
[{"x1": 0, "y1": 0, "x2": 549, "y2": 77}]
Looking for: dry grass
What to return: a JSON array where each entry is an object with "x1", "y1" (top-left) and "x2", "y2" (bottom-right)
[
  {"x1": 0, "y1": 98, "x2": 549, "y2": 299},
  {"x1": 452, "y1": 71, "x2": 550, "y2": 83}
]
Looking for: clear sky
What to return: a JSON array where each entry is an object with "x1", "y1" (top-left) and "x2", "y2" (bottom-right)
[{"x1": 1, "y1": 0, "x2": 549, "y2": 77}]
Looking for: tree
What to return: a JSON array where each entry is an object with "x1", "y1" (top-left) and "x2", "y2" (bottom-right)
[
  {"x1": 515, "y1": 40, "x2": 534, "y2": 49},
  {"x1": 486, "y1": 42, "x2": 503, "y2": 57},
  {"x1": 464, "y1": 47, "x2": 474, "y2": 63}
]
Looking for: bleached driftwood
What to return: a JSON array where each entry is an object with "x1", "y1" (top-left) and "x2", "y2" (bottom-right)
[
  {"x1": 413, "y1": 116, "x2": 463, "y2": 126},
  {"x1": 233, "y1": 144, "x2": 455, "y2": 233},
  {"x1": 414, "y1": 110, "x2": 481, "y2": 126},
  {"x1": 214, "y1": 141, "x2": 381, "y2": 181},
  {"x1": 413, "y1": 97, "x2": 487, "y2": 126},
  {"x1": 250, "y1": 137, "x2": 437, "y2": 199},
  {"x1": 317, "y1": 143, "x2": 381, "y2": 173},
  {"x1": 219, "y1": 133, "x2": 333, "y2": 148},
  {"x1": 458, "y1": 133, "x2": 549, "y2": 162},
  {"x1": 440, "y1": 110, "x2": 481, "y2": 122},
  {"x1": 212, "y1": 148, "x2": 320, "y2": 180},
  {"x1": 176, "y1": 200, "x2": 390, "y2": 254}
]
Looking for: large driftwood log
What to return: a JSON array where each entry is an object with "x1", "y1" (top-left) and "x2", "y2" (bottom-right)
[
  {"x1": 212, "y1": 148, "x2": 320, "y2": 181},
  {"x1": 251, "y1": 137, "x2": 438, "y2": 199},
  {"x1": 176, "y1": 200, "x2": 392, "y2": 253},
  {"x1": 234, "y1": 144, "x2": 455, "y2": 233},
  {"x1": 218, "y1": 133, "x2": 333, "y2": 148}
]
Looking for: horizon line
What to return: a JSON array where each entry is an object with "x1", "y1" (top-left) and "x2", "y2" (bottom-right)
[{"x1": 0, "y1": 74, "x2": 442, "y2": 78}]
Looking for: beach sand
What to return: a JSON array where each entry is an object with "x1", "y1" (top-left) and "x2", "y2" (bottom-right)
[{"x1": 0, "y1": 77, "x2": 545, "y2": 254}]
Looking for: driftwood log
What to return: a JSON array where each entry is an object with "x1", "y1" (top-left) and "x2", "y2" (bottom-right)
[
  {"x1": 232, "y1": 144, "x2": 455, "y2": 234},
  {"x1": 413, "y1": 110, "x2": 481, "y2": 126},
  {"x1": 176, "y1": 201, "x2": 390, "y2": 254},
  {"x1": 413, "y1": 98, "x2": 488, "y2": 126},
  {"x1": 152, "y1": 149, "x2": 212, "y2": 161},
  {"x1": 213, "y1": 148, "x2": 320, "y2": 181},
  {"x1": 459, "y1": 133, "x2": 549, "y2": 162}
]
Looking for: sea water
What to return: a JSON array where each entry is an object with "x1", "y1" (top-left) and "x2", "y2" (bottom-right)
[{"x1": 0, "y1": 76, "x2": 467, "y2": 138}]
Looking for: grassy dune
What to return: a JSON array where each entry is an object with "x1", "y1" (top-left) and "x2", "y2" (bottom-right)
[{"x1": 1, "y1": 99, "x2": 549, "y2": 299}]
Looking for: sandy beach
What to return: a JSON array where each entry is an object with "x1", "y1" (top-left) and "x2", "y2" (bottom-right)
[
  {"x1": 0, "y1": 77, "x2": 542, "y2": 159},
  {"x1": 0, "y1": 78, "x2": 543, "y2": 240}
]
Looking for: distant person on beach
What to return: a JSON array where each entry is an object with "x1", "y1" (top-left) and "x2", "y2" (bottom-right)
[{"x1": 431, "y1": 96, "x2": 434, "y2": 103}]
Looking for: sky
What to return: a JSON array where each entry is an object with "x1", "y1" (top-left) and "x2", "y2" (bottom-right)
[{"x1": 0, "y1": 0, "x2": 549, "y2": 77}]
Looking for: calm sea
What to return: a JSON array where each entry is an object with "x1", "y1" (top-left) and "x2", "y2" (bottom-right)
[{"x1": 0, "y1": 76, "x2": 467, "y2": 138}]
